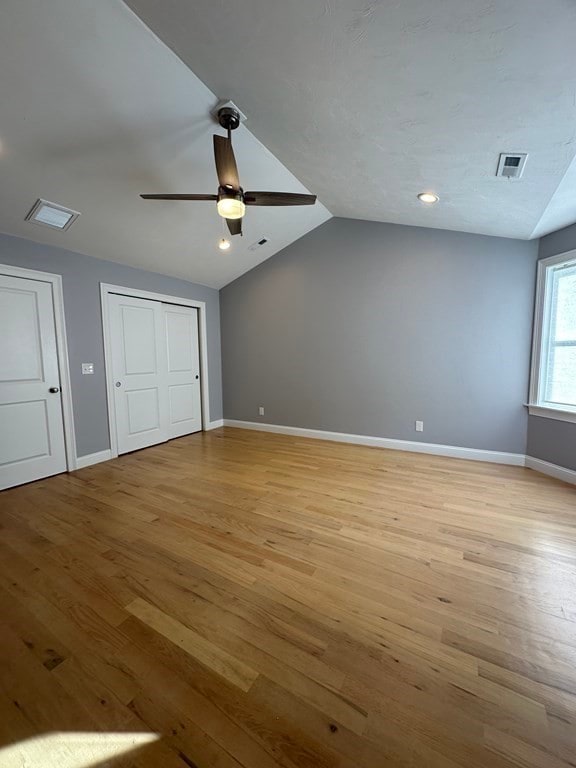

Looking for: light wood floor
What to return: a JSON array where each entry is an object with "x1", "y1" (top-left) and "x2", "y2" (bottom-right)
[{"x1": 1, "y1": 428, "x2": 576, "y2": 767}]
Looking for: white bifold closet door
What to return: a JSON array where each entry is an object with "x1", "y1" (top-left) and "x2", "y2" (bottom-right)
[
  {"x1": 0, "y1": 273, "x2": 67, "y2": 490},
  {"x1": 108, "y1": 294, "x2": 202, "y2": 455}
]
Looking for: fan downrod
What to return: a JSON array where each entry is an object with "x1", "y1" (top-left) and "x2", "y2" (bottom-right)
[{"x1": 217, "y1": 106, "x2": 241, "y2": 132}]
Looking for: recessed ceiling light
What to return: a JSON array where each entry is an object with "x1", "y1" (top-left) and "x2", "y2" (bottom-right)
[
  {"x1": 25, "y1": 198, "x2": 81, "y2": 230},
  {"x1": 218, "y1": 238, "x2": 231, "y2": 251},
  {"x1": 417, "y1": 192, "x2": 439, "y2": 204}
]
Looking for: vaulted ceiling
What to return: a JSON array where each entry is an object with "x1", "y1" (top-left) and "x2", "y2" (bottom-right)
[
  {"x1": 126, "y1": 0, "x2": 576, "y2": 241},
  {"x1": 0, "y1": 1, "x2": 330, "y2": 289},
  {"x1": 1, "y1": 1, "x2": 575, "y2": 290}
]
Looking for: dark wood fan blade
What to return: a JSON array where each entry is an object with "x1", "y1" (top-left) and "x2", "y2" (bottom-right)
[
  {"x1": 244, "y1": 191, "x2": 317, "y2": 206},
  {"x1": 226, "y1": 217, "x2": 243, "y2": 236},
  {"x1": 140, "y1": 194, "x2": 217, "y2": 200},
  {"x1": 214, "y1": 135, "x2": 240, "y2": 190}
]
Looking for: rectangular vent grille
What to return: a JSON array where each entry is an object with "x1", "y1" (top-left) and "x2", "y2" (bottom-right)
[
  {"x1": 25, "y1": 199, "x2": 81, "y2": 230},
  {"x1": 496, "y1": 153, "x2": 528, "y2": 179},
  {"x1": 248, "y1": 237, "x2": 269, "y2": 252}
]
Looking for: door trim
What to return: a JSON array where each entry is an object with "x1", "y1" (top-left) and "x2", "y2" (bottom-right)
[
  {"x1": 100, "y1": 283, "x2": 211, "y2": 460},
  {"x1": 0, "y1": 263, "x2": 78, "y2": 471}
]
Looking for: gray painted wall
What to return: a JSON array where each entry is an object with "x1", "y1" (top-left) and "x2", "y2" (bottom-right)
[
  {"x1": 0, "y1": 232, "x2": 222, "y2": 457},
  {"x1": 526, "y1": 222, "x2": 576, "y2": 470},
  {"x1": 527, "y1": 416, "x2": 576, "y2": 471},
  {"x1": 221, "y1": 218, "x2": 539, "y2": 454}
]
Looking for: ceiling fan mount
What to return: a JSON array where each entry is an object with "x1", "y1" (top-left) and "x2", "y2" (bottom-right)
[
  {"x1": 140, "y1": 106, "x2": 317, "y2": 237},
  {"x1": 217, "y1": 105, "x2": 241, "y2": 132}
]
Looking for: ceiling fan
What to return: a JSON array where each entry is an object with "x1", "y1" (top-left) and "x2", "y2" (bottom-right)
[{"x1": 141, "y1": 106, "x2": 317, "y2": 236}]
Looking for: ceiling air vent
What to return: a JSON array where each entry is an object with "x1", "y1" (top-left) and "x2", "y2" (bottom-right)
[
  {"x1": 248, "y1": 237, "x2": 269, "y2": 252},
  {"x1": 496, "y1": 153, "x2": 528, "y2": 179},
  {"x1": 25, "y1": 199, "x2": 81, "y2": 231}
]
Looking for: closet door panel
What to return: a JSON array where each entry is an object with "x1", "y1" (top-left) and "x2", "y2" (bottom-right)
[
  {"x1": 163, "y1": 305, "x2": 202, "y2": 439},
  {"x1": 109, "y1": 294, "x2": 168, "y2": 454}
]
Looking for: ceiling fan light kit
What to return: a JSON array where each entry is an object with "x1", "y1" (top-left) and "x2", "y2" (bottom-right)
[
  {"x1": 217, "y1": 189, "x2": 246, "y2": 219},
  {"x1": 141, "y1": 105, "x2": 317, "y2": 237}
]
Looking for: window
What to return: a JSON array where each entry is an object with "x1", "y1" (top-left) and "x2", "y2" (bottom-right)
[{"x1": 530, "y1": 250, "x2": 576, "y2": 421}]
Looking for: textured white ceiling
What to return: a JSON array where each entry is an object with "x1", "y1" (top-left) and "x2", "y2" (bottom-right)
[
  {"x1": 125, "y1": 0, "x2": 576, "y2": 240},
  {"x1": 0, "y1": 1, "x2": 330, "y2": 289}
]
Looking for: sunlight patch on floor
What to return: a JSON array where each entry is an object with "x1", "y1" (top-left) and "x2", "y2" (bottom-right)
[{"x1": 0, "y1": 731, "x2": 159, "y2": 767}]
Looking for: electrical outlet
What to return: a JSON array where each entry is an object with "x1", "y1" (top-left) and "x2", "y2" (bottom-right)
[
  {"x1": 81, "y1": 363, "x2": 94, "y2": 375},
  {"x1": 258, "y1": 406, "x2": 265, "y2": 416},
  {"x1": 415, "y1": 420, "x2": 424, "y2": 432}
]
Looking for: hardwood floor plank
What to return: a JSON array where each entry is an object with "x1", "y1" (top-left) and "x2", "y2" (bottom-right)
[
  {"x1": 484, "y1": 727, "x2": 574, "y2": 768},
  {"x1": 126, "y1": 693, "x2": 246, "y2": 768},
  {"x1": 125, "y1": 597, "x2": 259, "y2": 692},
  {"x1": 0, "y1": 622, "x2": 98, "y2": 735},
  {"x1": 114, "y1": 637, "x2": 285, "y2": 768}
]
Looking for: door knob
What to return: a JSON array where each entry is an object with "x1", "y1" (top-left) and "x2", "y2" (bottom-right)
[
  {"x1": 115, "y1": 381, "x2": 122, "y2": 387},
  {"x1": 49, "y1": 387, "x2": 60, "y2": 393},
  {"x1": 195, "y1": 374, "x2": 199, "y2": 380}
]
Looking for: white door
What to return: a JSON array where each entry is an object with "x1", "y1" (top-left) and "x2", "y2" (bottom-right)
[
  {"x1": 0, "y1": 273, "x2": 67, "y2": 490},
  {"x1": 109, "y1": 294, "x2": 169, "y2": 454},
  {"x1": 108, "y1": 295, "x2": 202, "y2": 455},
  {"x1": 163, "y1": 305, "x2": 202, "y2": 439}
]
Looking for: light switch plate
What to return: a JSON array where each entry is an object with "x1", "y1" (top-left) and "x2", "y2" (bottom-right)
[{"x1": 82, "y1": 363, "x2": 94, "y2": 375}]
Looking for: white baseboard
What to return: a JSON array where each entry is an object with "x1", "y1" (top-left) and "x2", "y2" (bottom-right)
[
  {"x1": 223, "y1": 420, "x2": 526, "y2": 466},
  {"x1": 75, "y1": 449, "x2": 113, "y2": 469},
  {"x1": 76, "y1": 423, "x2": 224, "y2": 469},
  {"x1": 525, "y1": 456, "x2": 576, "y2": 486},
  {"x1": 72, "y1": 426, "x2": 576, "y2": 485}
]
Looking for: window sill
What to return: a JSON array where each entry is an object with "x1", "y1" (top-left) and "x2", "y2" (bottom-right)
[{"x1": 528, "y1": 404, "x2": 576, "y2": 424}]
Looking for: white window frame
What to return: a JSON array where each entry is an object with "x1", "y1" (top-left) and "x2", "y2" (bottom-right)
[{"x1": 529, "y1": 248, "x2": 576, "y2": 424}]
